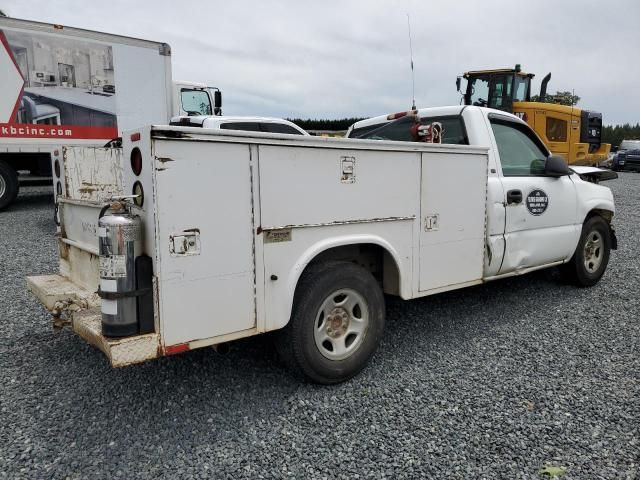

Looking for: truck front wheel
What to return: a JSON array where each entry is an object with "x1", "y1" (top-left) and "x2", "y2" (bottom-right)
[
  {"x1": 561, "y1": 216, "x2": 611, "y2": 287},
  {"x1": 277, "y1": 261, "x2": 385, "y2": 384},
  {"x1": 0, "y1": 160, "x2": 19, "y2": 210}
]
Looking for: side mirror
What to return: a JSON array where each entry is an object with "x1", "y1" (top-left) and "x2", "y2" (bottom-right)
[
  {"x1": 545, "y1": 155, "x2": 570, "y2": 177},
  {"x1": 456, "y1": 77, "x2": 462, "y2": 92},
  {"x1": 214, "y1": 90, "x2": 222, "y2": 109}
]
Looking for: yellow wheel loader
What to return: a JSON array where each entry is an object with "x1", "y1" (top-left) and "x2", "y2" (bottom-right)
[{"x1": 456, "y1": 65, "x2": 610, "y2": 165}]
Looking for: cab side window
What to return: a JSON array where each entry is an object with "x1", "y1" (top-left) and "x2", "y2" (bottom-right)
[
  {"x1": 181, "y1": 89, "x2": 212, "y2": 115},
  {"x1": 490, "y1": 120, "x2": 548, "y2": 176},
  {"x1": 546, "y1": 117, "x2": 568, "y2": 142},
  {"x1": 220, "y1": 122, "x2": 261, "y2": 132}
]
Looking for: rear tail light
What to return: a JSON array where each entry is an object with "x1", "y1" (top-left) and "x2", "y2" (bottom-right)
[{"x1": 130, "y1": 147, "x2": 142, "y2": 176}]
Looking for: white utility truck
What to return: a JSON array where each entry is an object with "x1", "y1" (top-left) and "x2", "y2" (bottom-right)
[
  {"x1": 27, "y1": 106, "x2": 617, "y2": 384},
  {"x1": 0, "y1": 16, "x2": 221, "y2": 210}
]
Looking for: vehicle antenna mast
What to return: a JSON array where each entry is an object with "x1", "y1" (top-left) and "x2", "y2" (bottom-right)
[{"x1": 407, "y1": 13, "x2": 416, "y2": 110}]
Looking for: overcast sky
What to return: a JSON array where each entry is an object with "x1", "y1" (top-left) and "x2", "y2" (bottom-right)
[{"x1": 2, "y1": 0, "x2": 639, "y2": 124}]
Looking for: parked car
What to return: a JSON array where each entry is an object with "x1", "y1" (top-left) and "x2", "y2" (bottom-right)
[
  {"x1": 613, "y1": 147, "x2": 640, "y2": 171},
  {"x1": 170, "y1": 115, "x2": 308, "y2": 135},
  {"x1": 612, "y1": 140, "x2": 640, "y2": 171}
]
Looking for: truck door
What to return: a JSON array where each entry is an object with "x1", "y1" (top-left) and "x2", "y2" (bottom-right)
[{"x1": 490, "y1": 117, "x2": 578, "y2": 273}]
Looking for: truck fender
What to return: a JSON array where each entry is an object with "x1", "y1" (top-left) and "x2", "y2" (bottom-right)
[
  {"x1": 277, "y1": 234, "x2": 407, "y2": 331},
  {"x1": 578, "y1": 199, "x2": 615, "y2": 225}
]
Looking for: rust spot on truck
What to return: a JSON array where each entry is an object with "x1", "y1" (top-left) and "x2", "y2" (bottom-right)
[
  {"x1": 78, "y1": 185, "x2": 98, "y2": 193},
  {"x1": 57, "y1": 237, "x2": 70, "y2": 260}
]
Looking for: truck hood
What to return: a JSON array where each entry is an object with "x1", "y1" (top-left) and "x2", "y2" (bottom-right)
[{"x1": 570, "y1": 166, "x2": 618, "y2": 183}]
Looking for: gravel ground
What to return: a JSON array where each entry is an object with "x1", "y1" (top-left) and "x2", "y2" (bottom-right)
[{"x1": 0, "y1": 179, "x2": 638, "y2": 480}]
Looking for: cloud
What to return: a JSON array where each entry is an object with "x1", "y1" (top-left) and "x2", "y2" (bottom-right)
[{"x1": 2, "y1": 0, "x2": 638, "y2": 123}]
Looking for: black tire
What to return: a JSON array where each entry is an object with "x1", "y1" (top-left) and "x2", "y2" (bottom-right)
[
  {"x1": 0, "y1": 160, "x2": 19, "y2": 210},
  {"x1": 276, "y1": 261, "x2": 385, "y2": 384},
  {"x1": 560, "y1": 216, "x2": 611, "y2": 287}
]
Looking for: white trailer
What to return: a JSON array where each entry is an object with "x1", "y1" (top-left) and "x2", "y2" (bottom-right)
[
  {"x1": 27, "y1": 106, "x2": 617, "y2": 384},
  {"x1": 0, "y1": 16, "x2": 221, "y2": 209}
]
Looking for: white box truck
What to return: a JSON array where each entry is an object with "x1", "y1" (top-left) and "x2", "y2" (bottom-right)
[
  {"x1": 0, "y1": 16, "x2": 221, "y2": 210},
  {"x1": 27, "y1": 106, "x2": 617, "y2": 384}
]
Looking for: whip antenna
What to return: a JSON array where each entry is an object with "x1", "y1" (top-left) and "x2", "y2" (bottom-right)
[{"x1": 407, "y1": 13, "x2": 416, "y2": 110}]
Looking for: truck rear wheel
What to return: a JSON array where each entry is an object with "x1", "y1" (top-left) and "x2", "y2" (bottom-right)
[
  {"x1": 277, "y1": 261, "x2": 385, "y2": 384},
  {"x1": 561, "y1": 216, "x2": 611, "y2": 287},
  {"x1": 0, "y1": 160, "x2": 19, "y2": 210}
]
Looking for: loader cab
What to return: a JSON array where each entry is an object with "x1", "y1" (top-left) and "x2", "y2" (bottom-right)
[{"x1": 459, "y1": 66, "x2": 534, "y2": 113}]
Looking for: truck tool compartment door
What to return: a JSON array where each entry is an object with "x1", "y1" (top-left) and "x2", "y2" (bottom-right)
[
  {"x1": 153, "y1": 140, "x2": 256, "y2": 346},
  {"x1": 419, "y1": 150, "x2": 488, "y2": 292},
  {"x1": 490, "y1": 119, "x2": 577, "y2": 273}
]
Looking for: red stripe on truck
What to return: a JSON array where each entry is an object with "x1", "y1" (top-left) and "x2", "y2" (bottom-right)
[
  {"x1": 0, "y1": 123, "x2": 118, "y2": 140},
  {"x1": 164, "y1": 343, "x2": 190, "y2": 355}
]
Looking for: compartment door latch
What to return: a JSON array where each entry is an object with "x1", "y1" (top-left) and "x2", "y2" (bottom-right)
[
  {"x1": 169, "y1": 229, "x2": 201, "y2": 256},
  {"x1": 340, "y1": 156, "x2": 356, "y2": 184}
]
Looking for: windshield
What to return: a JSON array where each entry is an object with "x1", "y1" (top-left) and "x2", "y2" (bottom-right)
[
  {"x1": 469, "y1": 76, "x2": 490, "y2": 107},
  {"x1": 181, "y1": 89, "x2": 212, "y2": 115},
  {"x1": 350, "y1": 116, "x2": 415, "y2": 141},
  {"x1": 467, "y1": 73, "x2": 517, "y2": 110},
  {"x1": 619, "y1": 140, "x2": 640, "y2": 151}
]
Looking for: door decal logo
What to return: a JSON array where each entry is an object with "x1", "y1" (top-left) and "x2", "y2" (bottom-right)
[{"x1": 526, "y1": 189, "x2": 548, "y2": 216}]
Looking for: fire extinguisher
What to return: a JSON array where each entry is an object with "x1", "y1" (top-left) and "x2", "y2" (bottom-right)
[{"x1": 98, "y1": 199, "x2": 153, "y2": 338}]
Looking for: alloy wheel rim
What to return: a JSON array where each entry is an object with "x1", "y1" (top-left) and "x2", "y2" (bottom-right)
[{"x1": 313, "y1": 288, "x2": 369, "y2": 361}]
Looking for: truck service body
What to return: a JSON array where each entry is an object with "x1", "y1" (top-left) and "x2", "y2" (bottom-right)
[
  {"x1": 27, "y1": 106, "x2": 616, "y2": 383},
  {"x1": 0, "y1": 16, "x2": 220, "y2": 209}
]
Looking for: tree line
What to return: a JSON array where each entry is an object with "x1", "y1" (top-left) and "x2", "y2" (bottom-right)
[
  {"x1": 602, "y1": 124, "x2": 640, "y2": 148},
  {"x1": 288, "y1": 118, "x2": 365, "y2": 132}
]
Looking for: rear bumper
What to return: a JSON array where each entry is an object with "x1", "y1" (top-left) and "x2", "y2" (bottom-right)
[{"x1": 27, "y1": 274, "x2": 160, "y2": 367}]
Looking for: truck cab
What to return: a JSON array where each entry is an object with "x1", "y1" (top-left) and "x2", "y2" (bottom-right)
[
  {"x1": 173, "y1": 81, "x2": 222, "y2": 117},
  {"x1": 347, "y1": 106, "x2": 617, "y2": 277}
]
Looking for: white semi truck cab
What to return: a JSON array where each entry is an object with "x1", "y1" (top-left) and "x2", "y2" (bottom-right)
[{"x1": 27, "y1": 106, "x2": 617, "y2": 384}]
